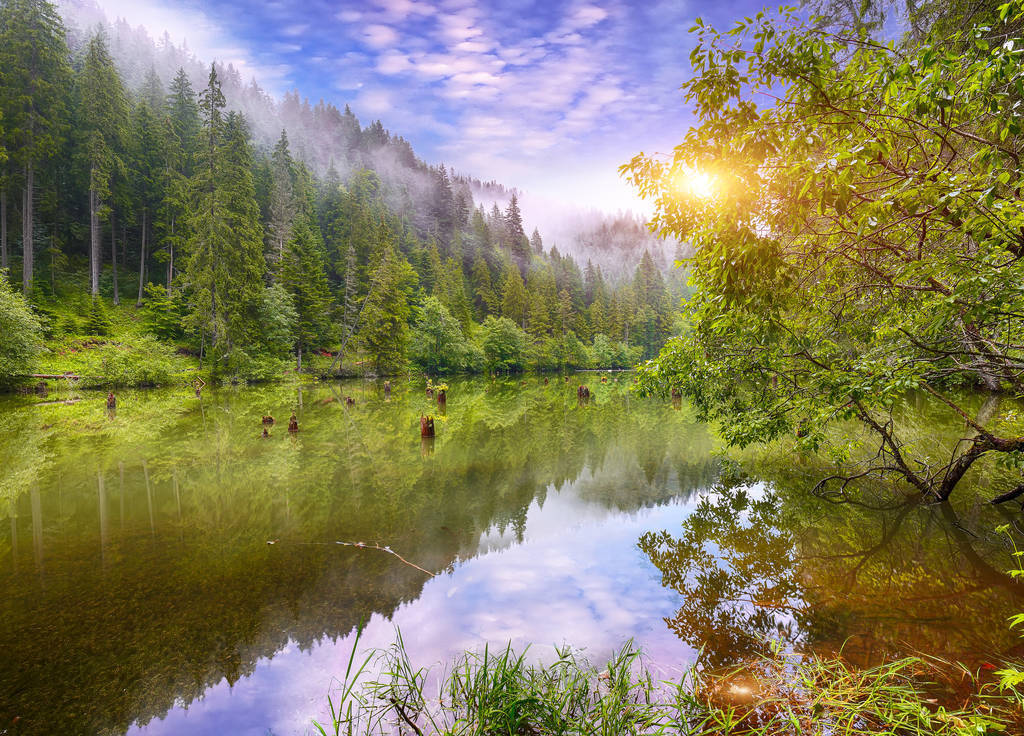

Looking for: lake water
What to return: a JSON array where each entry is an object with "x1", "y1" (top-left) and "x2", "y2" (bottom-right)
[{"x1": 1, "y1": 376, "x2": 1021, "y2": 735}]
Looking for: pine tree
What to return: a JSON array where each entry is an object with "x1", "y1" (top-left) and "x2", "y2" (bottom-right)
[
  {"x1": 530, "y1": 227, "x2": 543, "y2": 254},
  {"x1": 129, "y1": 97, "x2": 166, "y2": 305},
  {"x1": 279, "y1": 218, "x2": 332, "y2": 368},
  {"x1": 166, "y1": 68, "x2": 199, "y2": 171},
  {"x1": 471, "y1": 254, "x2": 496, "y2": 318},
  {"x1": 183, "y1": 66, "x2": 265, "y2": 364},
  {"x1": 432, "y1": 164, "x2": 455, "y2": 249},
  {"x1": 505, "y1": 193, "x2": 529, "y2": 273},
  {"x1": 77, "y1": 32, "x2": 129, "y2": 297},
  {"x1": 358, "y1": 246, "x2": 415, "y2": 374},
  {"x1": 500, "y1": 263, "x2": 527, "y2": 328},
  {"x1": 267, "y1": 129, "x2": 297, "y2": 270},
  {"x1": 0, "y1": 0, "x2": 70, "y2": 294}
]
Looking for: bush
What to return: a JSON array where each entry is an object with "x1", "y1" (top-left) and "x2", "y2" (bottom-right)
[
  {"x1": 0, "y1": 271, "x2": 43, "y2": 386},
  {"x1": 82, "y1": 335, "x2": 178, "y2": 387},
  {"x1": 219, "y1": 347, "x2": 290, "y2": 383}
]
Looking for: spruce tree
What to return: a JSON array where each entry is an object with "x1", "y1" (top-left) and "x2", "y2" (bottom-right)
[
  {"x1": 279, "y1": 218, "x2": 332, "y2": 368},
  {"x1": 267, "y1": 129, "x2": 297, "y2": 270},
  {"x1": 505, "y1": 193, "x2": 529, "y2": 273},
  {"x1": 358, "y1": 245, "x2": 415, "y2": 374},
  {"x1": 0, "y1": 0, "x2": 70, "y2": 294},
  {"x1": 500, "y1": 263, "x2": 527, "y2": 328},
  {"x1": 77, "y1": 32, "x2": 129, "y2": 297},
  {"x1": 183, "y1": 66, "x2": 265, "y2": 364}
]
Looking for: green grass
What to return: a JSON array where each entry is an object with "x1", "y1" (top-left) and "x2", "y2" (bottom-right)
[{"x1": 314, "y1": 632, "x2": 1023, "y2": 736}]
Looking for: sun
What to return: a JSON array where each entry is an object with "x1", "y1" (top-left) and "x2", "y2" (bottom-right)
[{"x1": 670, "y1": 167, "x2": 716, "y2": 201}]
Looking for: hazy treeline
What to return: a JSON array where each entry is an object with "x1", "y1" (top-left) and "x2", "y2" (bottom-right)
[{"x1": 0, "y1": 0, "x2": 684, "y2": 380}]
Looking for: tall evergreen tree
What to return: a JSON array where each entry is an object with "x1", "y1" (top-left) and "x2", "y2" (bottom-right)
[
  {"x1": 279, "y1": 218, "x2": 332, "y2": 369},
  {"x1": 500, "y1": 263, "x2": 527, "y2": 328},
  {"x1": 77, "y1": 32, "x2": 129, "y2": 297},
  {"x1": 358, "y1": 245, "x2": 415, "y2": 374},
  {"x1": 267, "y1": 129, "x2": 297, "y2": 270},
  {"x1": 0, "y1": 0, "x2": 70, "y2": 293},
  {"x1": 183, "y1": 66, "x2": 265, "y2": 363},
  {"x1": 505, "y1": 193, "x2": 529, "y2": 273}
]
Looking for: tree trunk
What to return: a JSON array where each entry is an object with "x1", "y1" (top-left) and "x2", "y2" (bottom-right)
[
  {"x1": 90, "y1": 174, "x2": 101, "y2": 296},
  {"x1": 111, "y1": 211, "x2": 119, "y2": 305},
  {"x1": 297, "y1": 344, "x2": 302, "y2": 371},
  {"x1": 167, "y1": 216, "x2": 174, "y2": 296},
  {"x1": 1, "y1": 185, "x2": 7, "y2": 271},
  {"x1": 22, "y1": 164, "x2": 33, "y2": 295},
  {"x1": 137, "y1": 209, "x2": 147, "y2": 306}
]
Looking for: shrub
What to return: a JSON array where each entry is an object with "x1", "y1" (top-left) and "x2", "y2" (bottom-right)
[
  {"x1": 0, "y1": 271, "x2": 43, "y2": 386},
  {"x1": 82, "y1": 335, "x2": 178, "y2": 387}
]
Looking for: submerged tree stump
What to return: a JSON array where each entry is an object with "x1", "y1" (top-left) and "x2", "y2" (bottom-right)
[{"x1": 420, "y1": 415, "x2": 435, "y2": 438}]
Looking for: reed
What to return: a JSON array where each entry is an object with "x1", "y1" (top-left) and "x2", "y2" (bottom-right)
[{"x1": 314, "y1": 630, "x2": 1022, "y2": 736}]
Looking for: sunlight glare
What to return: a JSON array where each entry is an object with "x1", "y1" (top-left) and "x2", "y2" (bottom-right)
[{"x1": 670, "y1": 167, "x2": 716, "y2": 201}]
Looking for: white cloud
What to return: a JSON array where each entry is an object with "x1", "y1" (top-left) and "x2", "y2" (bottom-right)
[{"x1": 363, "y1": 23, "x2": 400, "y2": 48}]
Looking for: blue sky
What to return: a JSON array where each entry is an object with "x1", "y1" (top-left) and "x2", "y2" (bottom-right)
[{"x1": 92, "y1": 0, "x2": 760, "y2": 213}]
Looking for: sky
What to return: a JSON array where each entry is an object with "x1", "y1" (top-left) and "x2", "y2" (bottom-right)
[{"x1": 87, "y1": 0, "x2": 760, "y2": 214}]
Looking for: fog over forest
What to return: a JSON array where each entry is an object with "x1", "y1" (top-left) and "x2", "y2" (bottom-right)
[{"x1": 55, "y1": 0, "x2": 680, "y2": 279}]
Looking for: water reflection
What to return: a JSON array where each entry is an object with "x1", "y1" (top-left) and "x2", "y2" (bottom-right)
[
  {"x1": 640, "y1": 478, "x2": 1024, "y2": 669},
  {"x1": 0, "y1": 378, "x2": 1020, "y2": 736},
  {"x1": 0, "y1": 377, "x2": 712, "y2": 736}
]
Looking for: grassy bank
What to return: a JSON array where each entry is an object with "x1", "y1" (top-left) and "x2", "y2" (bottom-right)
[{"x1": 315, "y1": 634, "x2": 1023, "y2": 736}]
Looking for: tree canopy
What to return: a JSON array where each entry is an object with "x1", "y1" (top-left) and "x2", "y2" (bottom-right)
[{"x1": 625, "y1": 0, "x2": 1024, "y2": 501}]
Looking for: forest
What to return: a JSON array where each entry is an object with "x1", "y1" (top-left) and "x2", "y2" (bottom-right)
[{"x1": 0, "y1": 0, "x2": 684, "y2": 386}]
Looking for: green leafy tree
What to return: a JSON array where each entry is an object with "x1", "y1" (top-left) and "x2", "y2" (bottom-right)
[
  {"x1": 0, "y1": 270, "x2": 42, "y2": 383},
  {"x1": 0, "y1": 0, "x2": 70, "y2": 294},
  {"x1": 625, "y1": 2, "x2": 1024, "y2": 502},
  {"x1": 481, "y1": 315, "x2": 527, "y2": 372},
  {"x1": 410, "y1": 295, "x2": 471, "y2": 373}
]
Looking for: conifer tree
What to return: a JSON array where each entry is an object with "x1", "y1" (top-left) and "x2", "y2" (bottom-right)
[
  {"x1": 505, "y1": 193, "x2": 529, "y2": 273},
  {"x1": 471, "y1": 254, "x2": 496, "y2": 318},
  {"x1": 358, "y1": 245, "x2": 415, "y2": 374},
  {"x1": 183, "y1": 67, "x2": 265, "y2": 363},
  {"x1": 77, "y1": 32, "x2": 129, "y2": 297},
  {"x1": 279, "y1": 218, "x2": 331, "y2": 368},
  {"x1": 500, "y1": 263, "x2": 527, "y2": 328},
  {"x1": 530, "y1": 227, "x2": 543, "y2": 255},
  {"x1": 267, "y1": 129, "x2": 297, "y2": 270},
  {"x1": 0, "y1": 0, "x2": 70, "y2": 293}
]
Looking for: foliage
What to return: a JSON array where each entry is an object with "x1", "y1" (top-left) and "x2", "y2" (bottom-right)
[
  {"x1": 315, "y1": 634, "x2": 1019, "y2": 736},
  {"x1": 480, "y1": 316, "x2": 527, "y2": 372},
  {"x1": 80, "y1": 334, "x2": 178, "y2": 387},
  {"x1": 410, "y1": 296, "x2": 475, "y2": 374},
  {"x1": 592, "y1": 333, "x2": 641, "y2": 369},
  {"x1": 255, "y1": 284, "x2": 298, "y2": 358},
  {"x1": 0, "y1": 270, "x2": 42, "y2": 383},
  {"x1": 358, "y1": 246, "x2": 416, "y2": 374},
  {"x1": 625, "y1": 1, "x2": 1024, "y2": 501},
  {"x1": 140, "y1": 283, "x2": 189, "y2": 341},
  {"x1": 85, "y1": 296, "x2": 113, "y2": 336}
]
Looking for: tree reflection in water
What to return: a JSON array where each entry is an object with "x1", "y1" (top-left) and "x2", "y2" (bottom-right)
[{"x1": 640, "y1": 476, "x2": 1024, "y2": 670}]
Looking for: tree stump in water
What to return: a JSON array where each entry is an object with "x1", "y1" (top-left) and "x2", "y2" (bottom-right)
[
  {"x1": 288, "y1": 413, "x2": 299, "y2": 432},
  {"x1": 436, "y1": 389, "x2": 446, "y2": 406},
  {"x1": 262, "y1": 415, "x2": 275, "y2": 425},
  {"x1": 106, "y1": 392, "x2": 117, "y2": 410},
  {"x1": 420, "y1": 415, "x2": 435, "y2": 438},
  {"x1": 384, "y1": 380, "x2": 391, "y2": 399},
  {"x1": 345, "y1": 396, "x2": 355, "y2": 406}
]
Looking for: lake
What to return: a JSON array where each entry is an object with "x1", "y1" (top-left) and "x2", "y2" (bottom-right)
[{"x1": 1, "y1": 375, "x2": 1021, "y2": 735}]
